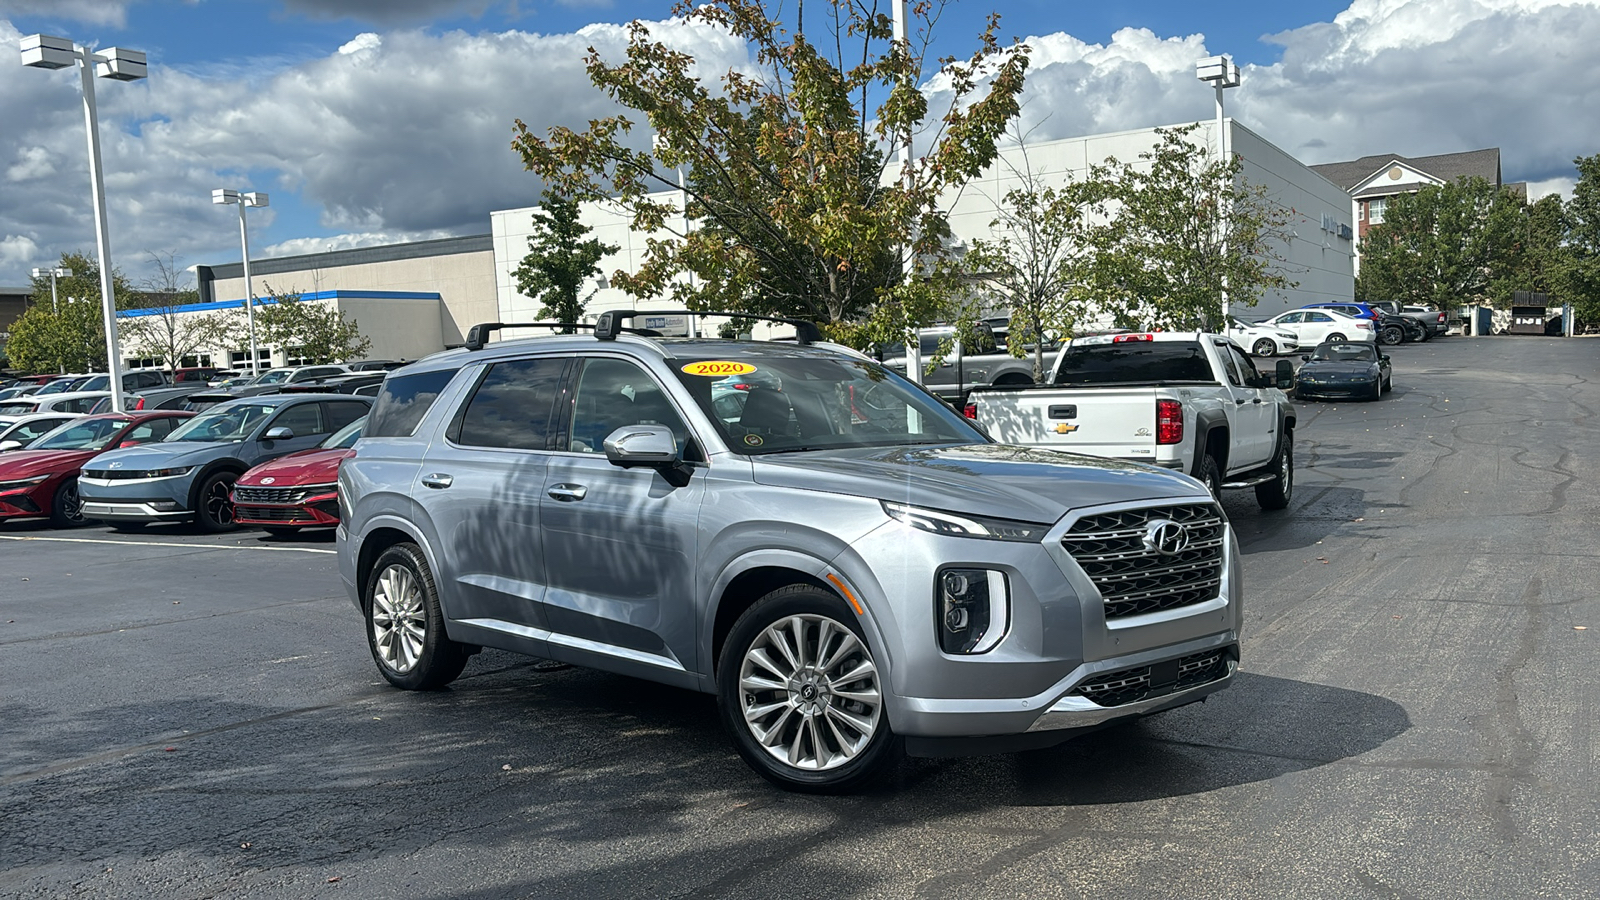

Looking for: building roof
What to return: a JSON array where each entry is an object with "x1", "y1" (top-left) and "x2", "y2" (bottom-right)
[
  {"x1": 118, "y1": 289, "x2": 441, "y2": 318},
  {"x1": 200, "y1": 233, "x2": 492, "y2": 283},
  {"x1": 1310, "y1": 148, "x2": 1502, "y2": 193}
]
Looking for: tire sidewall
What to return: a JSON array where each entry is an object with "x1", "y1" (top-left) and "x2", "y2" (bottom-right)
[
  {"x1": 50, "y1": 478, "x2": 85, "y2": 528},
  {"x1": 717, "y1": 585, "x2": 900, "y2": 793},
  {"x1": 194, "y1": 470, "x2": 240, "y2": 532},
  {"x1": 364, "y1": 543, "x2": 466, "y2": 691},
  {"x1": 1197, "y1": 454, "x2": 1222, "y2": 500}
]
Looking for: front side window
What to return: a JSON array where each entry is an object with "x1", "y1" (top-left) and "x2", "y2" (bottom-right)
[
  {"x1": 122, "y1": 416, "x2": 181, "y2": 444},
  {"x1": 1227, "y1": 345, "x2": 1261, "y2": 381},
  {"x1": 30, "y1": 417, "x2": 132, "y2": 451},
  {"x1": 672, "y1": 355, "x2": 982, "y2": 455},
  {"x1": 453, "y1": 357, "x2": 567, "y2": 450},
  {"x1": 567, "y1": 358, "x2": 689, "y2": 454},
  {"x1": 269, "y1": 403, "x2": 327, "y2": 438},
  {"x1": 1214, "y1": 343, "x2": 1244, "y2": 386},
  {"x1": 167, "y1": 403, "x2": 278, "y2": 442},
  {"x1": 367, "y1": 369, "x2": 456, "y2": 438}
]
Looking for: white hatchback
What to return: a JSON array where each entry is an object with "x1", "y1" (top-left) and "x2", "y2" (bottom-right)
[{"x1": 1257, "y1": 308, "x2": 1376, "y2": 346}]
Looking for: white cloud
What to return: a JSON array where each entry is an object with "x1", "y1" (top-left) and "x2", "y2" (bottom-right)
[
  {"x1": 1526, "y1": 177, "x2": 1575, "y2": 201},
  {"x1": 6, "y1": 146, "x2": 55, "y2": 182},
  {"x1": 0, "y1": 234, "x2": 41, "y2": 267}
]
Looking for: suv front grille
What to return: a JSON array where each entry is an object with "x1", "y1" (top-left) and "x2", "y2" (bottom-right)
[
  {"x1": 1060, "y1": 503, "x2": 1226, "y2": 619},
  {"x1": 1071, "y1": 646, "x2": 1236, "y2": 707}
]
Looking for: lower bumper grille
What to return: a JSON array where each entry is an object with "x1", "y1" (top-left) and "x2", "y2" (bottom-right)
[
  {"x1": 236, "y1": 505, "x2": 314, "y2": 523},
  {"x1": 1071, "y1": 646, "x2": 1237, "y2": 708}
]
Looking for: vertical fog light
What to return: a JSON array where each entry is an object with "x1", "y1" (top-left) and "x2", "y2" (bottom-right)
[{"x1": 937, "y1": 568, "x2": 1010, "y2": 654}]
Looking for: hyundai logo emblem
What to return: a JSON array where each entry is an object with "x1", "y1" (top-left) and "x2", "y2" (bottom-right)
[
  {"x1": 260, "y1": 477, "x2": 275, "y2": 484},
  {"x1": 1143, "y1": 519, "x2": 1189, "y2": 556}
]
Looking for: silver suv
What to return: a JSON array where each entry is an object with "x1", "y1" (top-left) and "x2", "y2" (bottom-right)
[{"x1": 337, "y1": 312, "x2": 1243, "y2": 792}]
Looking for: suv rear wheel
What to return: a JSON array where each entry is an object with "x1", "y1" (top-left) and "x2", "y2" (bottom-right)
[
  {"x1": 718, "y1": 584, "x2": 901, "y2": 793},
  {"x1": 365, "y1": 543, "x2": 471, "y2": 690}
]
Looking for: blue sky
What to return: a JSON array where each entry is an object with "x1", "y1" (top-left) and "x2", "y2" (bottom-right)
[{"x1": 1, "y1": 0, "x2": 1595, "y2": 286}]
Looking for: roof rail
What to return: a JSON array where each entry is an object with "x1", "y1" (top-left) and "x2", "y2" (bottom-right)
[
  {"x1": 463, "y1": 321, "x2": 592, "y2": 351},
  {"x1": 593, "y1": 308, "x2": 824, "y2": 345}
]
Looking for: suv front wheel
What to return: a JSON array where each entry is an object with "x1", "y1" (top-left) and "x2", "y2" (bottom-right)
[
  {"x1": 718, "y1": 584, "x2": 901, "y2": 793},
  {"x1": 365, "y1": 543, "x2": 471, "y2": 690}
]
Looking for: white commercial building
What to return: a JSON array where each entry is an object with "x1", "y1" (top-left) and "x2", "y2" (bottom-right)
[{"x1": 491, "y1": 119, "x2": 1356, "y2": 329}]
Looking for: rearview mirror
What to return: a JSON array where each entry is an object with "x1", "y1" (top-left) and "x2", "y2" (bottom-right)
[
  {"x1": 263, "y1": 426, "x2": 294, "y2": 441},
  {"x1": 1275, "y1": 360, "x2": 1294, "y2": 390}
]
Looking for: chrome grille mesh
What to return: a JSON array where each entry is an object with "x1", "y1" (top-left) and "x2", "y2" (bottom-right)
[
  {"x1": 1061, "y1": 503, "x2": 1226, "y2": 619},
  {"x1": 233, "y1": 485, "x2": 300, "y2": 503}
]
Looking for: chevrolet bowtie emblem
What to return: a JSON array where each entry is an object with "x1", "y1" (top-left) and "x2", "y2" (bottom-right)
[{"x1": 1055, "y1": 423, "x2": 1079, "y2": 434}]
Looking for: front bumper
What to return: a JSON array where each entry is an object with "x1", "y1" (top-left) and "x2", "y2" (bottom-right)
[
  {"x1": 1295, "y1": 380, "x2": 1377, "y2": 400},
  {"x1": 78, "y1": 471, "x2": 196, "y2": 521},
  {"x1": 0, "y1": 487, "x2": 47, "y2": 518}
]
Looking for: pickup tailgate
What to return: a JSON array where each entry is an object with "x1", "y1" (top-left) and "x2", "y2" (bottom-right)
[{"x1": 976, "y1": 387, "x2": 1161, "y2": 462}]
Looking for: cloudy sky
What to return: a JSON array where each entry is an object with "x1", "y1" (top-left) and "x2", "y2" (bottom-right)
[{"x1": 1, "y1": 0, "x2": 1594, "y2": 288}]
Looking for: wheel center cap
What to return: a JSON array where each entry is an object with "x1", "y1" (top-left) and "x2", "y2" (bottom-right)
[{"x1": 800, "y1": 683, "x2": 817, "y2": 701}]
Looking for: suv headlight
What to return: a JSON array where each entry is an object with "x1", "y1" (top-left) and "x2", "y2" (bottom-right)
[
  {"x1": 937, "y1": 567, "x2": 1010, "y2": 654},
  {"x1": 142, "y1": 466, "x2": 194, "y2": 478},
  {"x1": 882, "y1": 501, "x2": 1048, "y2": 542}
]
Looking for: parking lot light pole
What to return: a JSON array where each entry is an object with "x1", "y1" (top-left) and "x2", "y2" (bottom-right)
[
  {"x1": 213, "y1": 189, "x2": 269, "y2": 374},
  {"x1": 1196, "y1": 54, "x2": 1240, "y2": 325},
  {"x1": 30, "y1": 266, "x2": 73, "y2": 314},
  {"x1": 22, "y1": 34, "x2": 147, "y2": 413}
]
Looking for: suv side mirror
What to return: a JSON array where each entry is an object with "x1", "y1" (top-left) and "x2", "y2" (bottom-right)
[
  {"x1": 603, "y1": 424, "x2": 677, "y2": 467},
  {"x1": 1275, "y1": 360, "x2": 1294, "y2": 389},
  {"x1": 263, "y1": 426, "x2": 294, "y2": 441}
]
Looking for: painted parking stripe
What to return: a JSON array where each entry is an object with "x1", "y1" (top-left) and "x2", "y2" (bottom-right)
[{"x1": 0, "y1": 535, "x2": 336, "y2": 554}]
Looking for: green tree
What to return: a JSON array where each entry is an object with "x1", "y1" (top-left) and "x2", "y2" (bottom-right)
[
  {"x1": 512, "y1": 0, "x2": 1030, "y2": 345},
  {"x1": 1083, "y1": 126, "x2": 1298, "y2": 331},
  {"x1": 1565, "y1": 153, "x2": 1600, "y2": 325},
  {"x1": 7, "y1": 251, "x2": 138, "y2": 373},
  {"x1": 255, "y1": 285, "x2": 373, "y2": 364},
  {"x1": 1356, "y1": 177, "x2": 1524, "y2": 309},
  {"x1": 512, "y1": 192, "x2": 619, "y2": 332},
  {"x1": 120, "y1": 251, "x2": 227, "y2": 370}
]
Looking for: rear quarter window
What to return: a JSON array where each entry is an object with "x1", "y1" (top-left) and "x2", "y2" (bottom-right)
[{"x1": 366, "y1": 369, "x2": 457, "y2": 437}]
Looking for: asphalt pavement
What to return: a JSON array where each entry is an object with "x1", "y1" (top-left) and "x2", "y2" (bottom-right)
[{"x1": 2, "y1": 335, "x2": 1598, "y2": 899}]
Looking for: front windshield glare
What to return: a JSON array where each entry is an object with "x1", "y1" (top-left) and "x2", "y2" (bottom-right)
[
  {"x1": 255, "y1": 370, "x2": 290, "y2": 384},
  {"x1": 30, "y1": 417, "x2": 129, "y2": 451},
  {"x1": 166, "y1": 403, "x2": 276, "y2": 442},
  {"x1": 672, "y1": 356, "x2": 982, "y2": 454}
]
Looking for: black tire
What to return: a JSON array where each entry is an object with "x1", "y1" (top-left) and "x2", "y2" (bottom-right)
[
  {"x1": 1379, "y1": 325, "x2": 1403, "y2": 346},
  {"x1": 1195, "y1": 453, "x2": 1222, "y2": 500},
  {"x1": 48, "y1": 478, "x2": 86, "y2": 528},
  {"x1": 718, "y1": 584, "x2": 901, "y2": 794},
  {"x1": 263, "y1": 525, "x2": 302, "y2": 536},
  {"x1": 1251, "y1": 338, "x2": 1276, "y2": 357},
  {"x1": 193, "y1": 471, "x2": 240, "y2": 533},
  {"x1": 1370, "y1": 379, "x2": 1383, "y2": 401},
  {"x1": 1383, "y1": 374, "x2": 1393, "y2": 392},
  {"x1": 1326, "y1": 332, "x2": 1347, "y2": 344},
  {"x1": 365, "y1": 543, "x2": 470, "y2": 691},
  {"x1": 1256, "y1": 433, "x2": 1293, "y2": 511}
]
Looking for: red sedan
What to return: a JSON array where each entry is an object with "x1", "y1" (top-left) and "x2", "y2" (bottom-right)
[
  {"x1": 0, "y1": 411, "x2": 194, "y2": 528},
  {"x1": 232, "y1": 416, "x2": 364, "y2": 535}
]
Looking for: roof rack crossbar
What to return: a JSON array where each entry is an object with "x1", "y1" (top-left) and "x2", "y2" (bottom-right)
[
  {"x1": 592, "y1": 309, "x2": 824, "y2": 345},
  {"x1": 463, "y1": 321, "x2": 592, "y2": 351}
]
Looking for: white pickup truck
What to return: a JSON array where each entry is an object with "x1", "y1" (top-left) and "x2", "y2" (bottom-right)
[{"x1": 968, "y1": 332, "x2": 1297, "y2": 510}]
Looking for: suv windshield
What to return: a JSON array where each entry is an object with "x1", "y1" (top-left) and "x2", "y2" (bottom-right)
[
  {"x1": 671, "y1": 356, "x2": 982, "y2": 454},
  {"x1": 1311, "y1": 343, "x2": 1377, "y2": 362},
  {"x1": 1053, "y1": 342, "x2": 1214, "y2": 385},
  {"x1": 322, "y1": 416, "x2": 365, "y2": 449},
  {"x1": 29, "y1": 416, "x2": 130, "y2": 451},
  {"x1": 255, "y1": 370, "x2": 292, "y2": 385},
  {"x1": 166, "y1": 403, "x2": 277, "y2": 442}
]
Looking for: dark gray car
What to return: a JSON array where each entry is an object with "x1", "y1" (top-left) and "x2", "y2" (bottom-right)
[{"x1": 337, "y1": 319, "x2": 1243, "y2": 792}]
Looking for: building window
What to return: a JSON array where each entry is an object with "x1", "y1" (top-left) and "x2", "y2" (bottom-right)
[
  {"x1": 1368, "y1": 197, "x2": 1387, "y2": 225},
  {"x1": 179, "y1": 354, "x2": 213, "y2": 368},
  {"x1": 230, "y1": 349, "x2": 271, "y2": 368},
  {"x1": 283, "y1": 346, "x2": 311, "y2": 367}
]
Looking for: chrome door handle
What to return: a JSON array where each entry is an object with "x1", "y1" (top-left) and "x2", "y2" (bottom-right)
[
  {"x1": 547, "y1": 484, "x2": 587, "y2": 502},
  {"x1": 421, "y1": 473, "x2": 453, "y2": 489}
]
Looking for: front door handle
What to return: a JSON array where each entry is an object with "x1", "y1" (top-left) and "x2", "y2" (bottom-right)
[
  {"x1": 421, "y1": 473, "x2": 453, "y2": 489},
  {"x1": 547, "y1": 484, "x2": 587, "y2": 502}
]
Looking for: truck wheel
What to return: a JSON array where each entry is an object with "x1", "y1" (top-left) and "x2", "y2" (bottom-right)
[
  {"x1": 1251, "y1": 338, "x2": 1276, "y2": 357},
  {"x1": 366, "y1": 543, "x2": 471, "y2": 691},
  {"x1": 717, "y1": 584, "x2": 901, "y2": 793},
  {"x1": 1255, "y1": 434, "x2": 1293, "y2": 511},
  {"x1": 1196, "y1": 454, "x2": 1222, "y2": 500}
]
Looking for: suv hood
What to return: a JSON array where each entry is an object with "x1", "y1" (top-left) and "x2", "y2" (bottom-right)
[
  {"x1": 86, "y1": 441, "x2": 236, "y2": 471},
  {"x1": 751, "y1": 443, "x2": 1206, "y2": 524}
]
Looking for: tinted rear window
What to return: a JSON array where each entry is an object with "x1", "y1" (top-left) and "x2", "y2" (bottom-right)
[
  {"x1": 452, "y1": 357, "x2": 567, "y2": 450},
  {"x1": 366, "y1": 369, "x2": 456, "y2": 437},
  {"x1": 1053, "y1": 342, "x2": 1214, "y2": 385}
]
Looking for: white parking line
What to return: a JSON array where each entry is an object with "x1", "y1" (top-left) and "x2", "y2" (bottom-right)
[{"x1": 0, "y1": 535, "x2": 336, "y2": 554}]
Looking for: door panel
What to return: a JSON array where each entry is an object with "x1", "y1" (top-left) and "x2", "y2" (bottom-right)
[{"x1": 1224, "y1": 344, "x2": 1274, "y2": 469}]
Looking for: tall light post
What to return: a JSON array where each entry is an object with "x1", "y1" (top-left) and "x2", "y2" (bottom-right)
[
  {"x1": 30, "y1": 266, "x2": 73, "y2": 374},
  {"x1": 1196, "y1": 54, "x2": 1241, "y2": 323},
  {"x1": 212, "y1": 189, "x2": 269, "y2": 374},
  {"x1": 22, "y1": 34, "x2": 147, "y2": 413},
  {"x1": 893, "y1": 0, "x2": 922, "y2": 385}
]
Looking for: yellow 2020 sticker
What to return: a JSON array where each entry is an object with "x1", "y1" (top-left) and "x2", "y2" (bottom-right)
[{"x1": 681, "y1": 360, "x2": 757, "y2": 377}]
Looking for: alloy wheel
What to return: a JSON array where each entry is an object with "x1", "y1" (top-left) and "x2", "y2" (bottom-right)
[
  {"x1": 61, "y1": 481, "x2": 83, "y2": 523},
  {"x1": 371, "y1": 563, "x2": 427, "y2": 674},
  {"x1": 738, "y1": 614, "x2": 882, "y2": 772},
  {"x1": 205, "y1": 478, "x2": 235, "y2": 526}
]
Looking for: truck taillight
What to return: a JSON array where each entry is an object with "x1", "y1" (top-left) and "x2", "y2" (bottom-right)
[
  {"x1": 1156, "y1": 399, "x2": 1183, "y2": 445},
  {"x1": 1113, "y1": 334, "x2": 1153, "y2": 343},
  {"x1": 963, "y1": 403, "x2": 977, "y2": 420}
]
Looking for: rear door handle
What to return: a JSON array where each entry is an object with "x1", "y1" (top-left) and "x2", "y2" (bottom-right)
[
  {"x1": 547, "y1": 484, "x2": 587, "y2": 502},
  {"x1": 421, "y1": 473, "x2": 453, "y2": 489}
]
